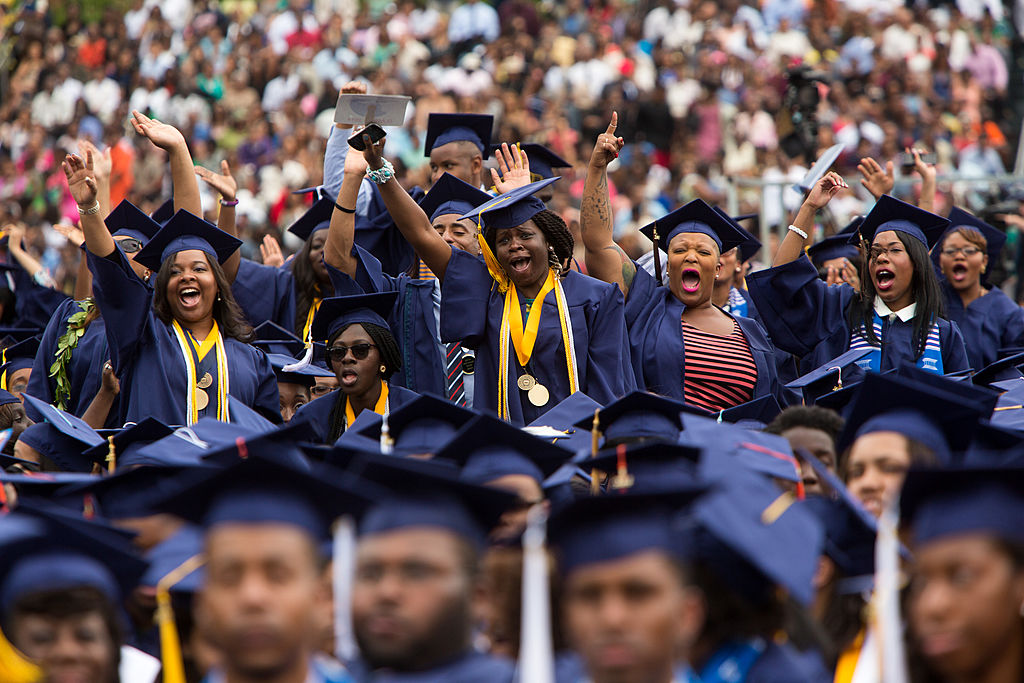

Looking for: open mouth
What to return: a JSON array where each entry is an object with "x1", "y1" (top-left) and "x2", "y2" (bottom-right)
[
  {"x1": 874, "y1": 269, "x2": 895, "y2": 291},
  {"x1": 178, "y1": 286, "x2": 201, "y2": 308},
  {"x1": 339, "y1": 368, "x2": 359, "y2": 387},
  {"x1": 509, "y1": 255, "x2": 531, "y2": 275},
  {"x1": 950, "y1": 263, "x2": 968, "y2": 281},
  {"x1": 680, "y1": 268, "x2": 701, "y2": 293}
]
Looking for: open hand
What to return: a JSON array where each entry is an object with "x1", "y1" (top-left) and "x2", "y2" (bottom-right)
[
  {"x1": 260, "y1": 234, "x2": 284, "y2": 268},
  {"x1": 79, "y1": 139, "x2": 112, "y2": 184},
  {"x1": 910, "y1": 147, "x2": 936, "y2": 184},
  {"x1": 857, "y1": 157, "x2": 894, "y2": 199},
  {"x1": 805, "y1": 171, "x2": 848, "y2": 210},
  {"x1": 131, "y1": 109, "x2": 186, "y2": 151},
  {"x1": 589, "y1": 113, "x2": 624, "y2": 170},
  {"x1": 490, "y1": 142, "x2": 532, "y2": 194},
  {"x1": 54, "y1": 223, "x2": 86, "y2": 247},
  {"x1": 826, "y1": 257, "x2": 860, "y2": 289},
  {"x1": 195, "y1": 160, "x2": 238, "y2": 201},
  {"x1": 2, "y1": 223, "x2": 25, "y2": 252},
  {"x1": 61, "y1": 152, "x2": 98, "y2": 207}
]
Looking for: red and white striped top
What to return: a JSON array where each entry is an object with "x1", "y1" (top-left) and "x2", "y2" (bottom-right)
[{"x1": 681, "y1": 319, "x2": 758, "y2": 412}]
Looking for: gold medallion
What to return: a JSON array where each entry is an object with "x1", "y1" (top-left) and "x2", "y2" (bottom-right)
[
  {"x1": 197, "y1": 372, "x2": 213, "y2": 389},
  {"x1": 527, "y1": 383, "x2": 550, "y2": 407},
  {"x1": 195, "y1": 389, "x2": 210, "y2": 411},
  {"x1": 517, "y1": 374, "x2": 537, "y2": 391}
]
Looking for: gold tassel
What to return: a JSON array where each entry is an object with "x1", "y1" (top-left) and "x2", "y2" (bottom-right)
[
  {"x1": 105, "y1": 435, "x2": 116, "y2": 474},
  {"x1": 590, "y1": 409, "x2": 601, "y2": 495},
  {"x1": 155, "y1": 554, "x2": 205, "y2": 683}
]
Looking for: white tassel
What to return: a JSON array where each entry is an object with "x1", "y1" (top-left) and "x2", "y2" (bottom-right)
[
  {"x1": 518, "y1": 505, "x2": 554, "y2": 683},
  {"x1": 873, "y1": 505, "x2": 908, "y2": 683},
  {"x1": 333, "y1": 516, "x2": 358, "y2": 663},
  {"x1": 282, "y1": 343, "x2": 314, "y2": 372},
  {"x1": 379, "y1": 412, "x2": 393, "y2": 455}
]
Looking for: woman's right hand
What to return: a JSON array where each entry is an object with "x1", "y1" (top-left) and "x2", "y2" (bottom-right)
[
  {"x1": 344, "y1": 140, "x2": 371, "y2": 176},
  {"x1": 804, "y1": 171, "x2": 848, "y2": 211},
  {"x1": 62, "y1": 152, "x2": 98, "y2": 207},
  {"x1": 361, "y1": 133, "x2": 387, "y2": 171},
  {"x1": 589, "y1": 112, "x2": 624, "y2": 170}
]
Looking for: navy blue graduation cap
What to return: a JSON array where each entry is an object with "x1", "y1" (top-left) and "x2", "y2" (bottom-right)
[
  {"x1": 134, "y1": 209, "x2": 242, "y2": 272},
  {"x1": 425, "y1": 113, "x2": 494, "y2": 156},
  {"x1": 0, "y1": 335, "x2": 40, "y2": 378},
  {"x1": 640, "y1": 199, "x2": 750, "y2": 254},
  {"x1": 691, "y1": 467, "x2": 824, "y2": 605},
  {"x1": 737, "y1": 232, "x2": 762, "y2": 264},
  {"x1": 0, "y1": 452, "x2": 37, "y2": 471},
  {"x1": 900, "y1": 466, "x2": 1024, "y2": 546},
  {"x1": 550, "y1": 488, "x2": 708, "y2": 575},
  {"x1": 836, "y1": 373, "x2": 984, "y2": 465},
  {"x1": 578, "y1": 441, "x2": 703, "y2": 493},
  {"x1": 853, "y1": 194, "x2": 950, "y2": 250},
  {"x1": 345, "y1": 452, "x2": 519, "y2": 548},
  {"x1": 0, "y1": 507, "x2": 146, "y2": 614},
  {"x1": 793, "y1": 143, "x2": 845, "y2": 194},
  {"x1": 20, "y1": 394, "x2": 105, "y2": 472},
  {"x1": 128, "y1": 417, "x2": 267, "y2": 468},
  {"x1": 347, "y1": 393, "x2": 477, "y2": 457},
  {"x1": 62, "y1": 463, "x2": 213, "y2": 518},
  {"x1": 310, "y1": 291, "x2": 398, "y2": 344},
  {"x1": 575, "y1": 391, "x2": 693, "y2": 447},
  {"x1": 157, "y1": 448, "x2": 377, "y2": 541},
  {"x1": 972, "y1": 351, "x2": 1024, "y2": 388},
  {"x1": 681, "y1": 415, "x2": 802, "y2": 484},
  {"x1": 459, "y1": 176, "x2": 560, "y2": 232},
  {"x1": 489, "y1": 143, "x2": 571, "y2": 181},
  {"x1": 434, "y1": 414, "x2": 570, "y2": 485},
  {"x1": 420, "y1": 172, "x2": 494, "y2": 223},
  {"x1": 105, "y1": 199, "x2": 162, "y2": 244},
  {"x1": 716, "y1": 394, "x2": 783, "y2": 428},
  {"x1": 80, "y1": 418, "x2": 174, "y2": 470},
  {"x1": 286, "y1": 197, "x2": 336, "y2": 242},
  {"x1": 712, "y1": 207, "x2": 761, "y2": 262},
  {"x1": 0, "y1": 471, "x2": 99, "y2": 505},
  {"x1": 150, "y1": 197, "x2": 174, "y2": 224},
  {"x1": 786, "y1": 348, "x2": 871, "y2": 405},
  {"x1": 807, "y1": 219, "x2": 863, "y2": 269},
  {"x1": 252, "y1": 321, "x2": 305, "y2": 357},
  {"x1": 268, "y1": 352, "x2": 334, "y2": 387},
  {"x1": 962, "y1": 421, "x2": 1024, "y2": 466},
  {"x1": 894, "y1": 363, "x2": 998, "y2": 417},
  {"x1": 0, "y1": 328, "x2": 43, "y2": 346},
  {"x1": 140, "y1": 525, "x2": 204, "y2": 594},
  {"x1": 0, "y1": 388, "x2": 18, "y2": 406},
  {"x1": 526, "y1": 391, "x2": 601, "y2": 453}
]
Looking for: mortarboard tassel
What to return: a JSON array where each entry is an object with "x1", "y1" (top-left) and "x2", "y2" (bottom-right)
[
  {"x1": 105, "y1": 435, "x2": 116, "y2": 474},
  {"x1": 156, "y1": 554, "x2": 205, "y2": 683},
  {"x1": 517, "y1": 505, "x2": 554, "y2": 683},
  {"x1": 609, "y1": 443, "x2": 634, "y2": 491},
  {"x1": 0, "y1": 628, "x2": 42, "y2": 683},
  {"x1": 590, "y1": 409, "x2": 601, "y2": 495},
  {"x1": 380, "y1": 413, "x2": 393, "y2": 456},
  {"x1": 282, "y1": 342, "x2": 314, "y2": 373},
  {"x1": 651, "y1": 226, "x2": 663, "y2": 286},
  {"x1": 333, "y1": 516, "x2": 358, "y2": 663}
]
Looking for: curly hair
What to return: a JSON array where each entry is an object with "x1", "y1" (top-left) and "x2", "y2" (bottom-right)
[
  {"x1": 152, "y1": 253, "x2": 254, "y2": 342},
  {"x1": 765, "y1": 405, "x2": 845, "y2": 442},
  {"x1": 484, "y1": 209, "x2": 575, "y2": 275}
]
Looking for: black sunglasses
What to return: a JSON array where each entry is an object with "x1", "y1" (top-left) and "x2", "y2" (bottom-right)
[
  {"x1": 116, "y1": 237, "x2": 144, "y2": 254},
  {"x1": 328, "y1": 343, "x2": 377, "y2": 363}
]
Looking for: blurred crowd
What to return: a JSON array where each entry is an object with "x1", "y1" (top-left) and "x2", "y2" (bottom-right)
[{"x1": 1, "y1": 0, "x2": 1019, "y2": 290}]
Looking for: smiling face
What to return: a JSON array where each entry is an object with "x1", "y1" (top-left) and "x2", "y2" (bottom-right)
[
  {"x1": 432, "y1": 214, "x2": 480, "y2": 255},
  {"x1": 908, "y1": 535, "x2": 1024, "y2": 681},
  {"x1": 869, "y1": 230, "x2": 915, "y2": 310},
  {"x1": 307, "y1": 230, "x2": 329, "y2": 284},
  {"x1": 845, "y1": 431, "x2": 911, "y2": 518},
  {"x1": 938, "y1": 230, "x2": 988, "y2": 293},
  {"x1": 163, "y1": 249, "x2": 218, "y2": 327},
  {"x1": 11, "y1": 608, "x2": 118, "y2": 683},
  {"x1": 329, "y1": 323, "x2": 383, "y2": 397},
  {"x1": 667, "y1": 232, "x2": 721, "y2": 307},
  {"x1": 493, "y1": 221, "x2": 550, "y2": 295}
]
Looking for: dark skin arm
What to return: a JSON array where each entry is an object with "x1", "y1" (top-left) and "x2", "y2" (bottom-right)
[
  {"x1": 322, "y1": 146, "x2": 364, "y2": 279},
  {"x1": 195, "y1": 160, "x2": 240, "y2": 283},
  {"x1": 63, "y1": 151, "x2": 115, "y2": 259},
  {"x1": 131, "y1": 110, "x2": 202, "y2": 218},
  {"x1": 580, "y1": 113, "x2": 633, "y2": 296},
  {"x1": 81, "y1": 361, "x2": 118, "y2": 429},
  {"x1": 773, "y1": 172, "x2": 848, "y2": 267}
]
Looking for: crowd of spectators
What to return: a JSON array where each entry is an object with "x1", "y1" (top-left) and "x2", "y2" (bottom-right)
[{"x1": 0, "y1": 0, "x2": 1019, "y2": 293}]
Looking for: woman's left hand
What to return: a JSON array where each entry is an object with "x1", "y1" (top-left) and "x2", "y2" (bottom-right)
[
  {"x1": 195, "y1": 160, "x2": 238, "y2": 201},
  {"x1": 491, "y1": 142, "x2": 532, "y2": 194}
]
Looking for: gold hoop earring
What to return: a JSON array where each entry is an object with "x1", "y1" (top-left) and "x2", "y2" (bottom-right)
[{"x1": 379, "y1": 365, "x2": 386, "y2": 374}]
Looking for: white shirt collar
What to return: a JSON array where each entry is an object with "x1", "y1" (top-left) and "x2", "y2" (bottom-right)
[{"x1": 874, "y1": 297, "x2": 916, "y2": 322}]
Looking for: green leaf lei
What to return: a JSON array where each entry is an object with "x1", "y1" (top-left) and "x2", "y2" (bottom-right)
[{"x1": 48, "y1": 298, "x2": 95, "y2": 410}]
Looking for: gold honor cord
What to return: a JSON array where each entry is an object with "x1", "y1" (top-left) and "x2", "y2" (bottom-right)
[
  {"x1": 344, "y1": 379, "x2": 390, "y2": 428},
  {"x1": 171, "y1": 320, "x2": 230, "y2": 424},
  {"x1": 302, "y1": 297, "x2": 322, "y2": 346},
  {"x1": 156, "y1": 554, "x2": 206, "y2": 683}
]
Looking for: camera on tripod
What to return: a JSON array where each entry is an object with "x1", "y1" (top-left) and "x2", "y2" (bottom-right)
[{"x1": 780, "y1": 66, "x2": 831, "y2": 163}]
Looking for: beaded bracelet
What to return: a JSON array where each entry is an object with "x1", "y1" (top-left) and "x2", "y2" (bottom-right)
[
  {"x1": 787, "y1": 224, "x2": 808, "y2": 240},
  {"x1": 366, "y1": 159, "x2": 395, "y2": 185},
  {"x1": 77, "y1": 201, "x2": 101, "y2": 216},
  {"x1": 220, "y1": 198, "x2": 239, "y2": 207}
]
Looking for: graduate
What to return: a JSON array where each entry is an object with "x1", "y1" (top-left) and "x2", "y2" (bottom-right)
[
  {"x1": 26, "y1": 200, "x2": 161, "y2": 427},
  {"x1": 266, "y1": 352, "x2": 334, "y2": 423},
  {"x1": 292, "y1": 291, "x2": 417, "y2": 444},
  {"x1": 901, "y1": 467, "x2": 1024, "y2": 683},
  {"x1": 349, "y1": 131, "x2": 633, "y2": 423},
  {"x1": 286, "y1": 196, "x2": 337, "y2": 344},
  {"x1": 746, "y1": 184, "x2": 970, "y2": 375},
  {"x1": 0, "y1": 336, "x2": 38, "y2": 402},
  {"x1": 64, "y1": 152, "x2": 279, "y2": 426},
  {"x1": 933, "y1": 207, "x2": 1024, "y2": 371}
]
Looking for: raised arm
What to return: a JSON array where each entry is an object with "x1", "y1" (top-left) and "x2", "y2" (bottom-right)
[
  {"x1": 361, "y1": 134, "x2": 454, "y2": 278},
  {"x1": 62, "y1": 152, "x2": 114, "y2": 258},
  {"x1": 195, "y1": 160, "x2": 240, "y2": 283},
  {"x1": 130, "y1": 110, "x2": 202, "y2": 217},
  {"x1": 911, "y1": 147, "x2": 937, "y2": 214},
  {"x1": 772, "y1": 172, "x2": 848, "y2": 267},
  {"x1": 54, "y1": 223, "x2": 93, "y2": 300},
  {"x1": 78, "y1": 139, "x2": 112, "y2": 219},
  {"x1": 323, "y1": 145, "x2": 367, "y2": 279},
  {"x1": 580, "y1": 114, "x2": 632, "y2": 296},
  {"x1": 5, "y1": 223, "x2": 56, "y2": 290}
]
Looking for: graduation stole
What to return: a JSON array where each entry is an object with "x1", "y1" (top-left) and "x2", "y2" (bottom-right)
[
  {"x1": 848, "y1": 311, "x2": 943, "y2": 374},
  {"x1": 171, "y1": 320, "x2": 230, "y2": 424},
  {"x1": 344, "y1": 380, "x2": 389, "y2": 428},
  {"x1": 697, "y1": 638, "x2": 765, "y2": 683},
  {"x1": 726, "y1": 287, "x2": 748, "y2": 318},
  {"x1": 302, "y1": 297, "x2": 323, "y2": 346}
]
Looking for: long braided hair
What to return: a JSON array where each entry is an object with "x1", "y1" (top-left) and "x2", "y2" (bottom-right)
[
  {"x1": 326, "y1": 322, "x2": 402, "y2": 442},
  {"x1": 484, "y1": 209, "x2": 575, "y2": 276}
]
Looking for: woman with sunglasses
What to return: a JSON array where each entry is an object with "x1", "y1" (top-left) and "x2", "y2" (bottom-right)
[
  {"x1": 61, "y1": 112, "x2": 279, "y2": 427},
  {"x1": 934, "y1": 208, "x2": 1024, "y2": 371},
  {"x1": 293, "y1": 291, "x2": 417, "y2": 444}
]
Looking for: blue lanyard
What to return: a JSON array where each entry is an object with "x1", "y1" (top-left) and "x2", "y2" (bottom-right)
[{"x1": 698, "y1": 638, "x2": 765, "y2": 683}]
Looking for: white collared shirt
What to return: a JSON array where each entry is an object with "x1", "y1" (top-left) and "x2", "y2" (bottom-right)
[{"x1": 873, "y1": 297, "x2": 916, "y2": 322}]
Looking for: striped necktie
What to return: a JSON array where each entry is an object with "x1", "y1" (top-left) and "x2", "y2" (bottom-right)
[{"x1": 446, "y1": 342, "x2": 467, "y2": 406}]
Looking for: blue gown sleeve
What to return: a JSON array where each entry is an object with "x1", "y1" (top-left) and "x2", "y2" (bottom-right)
[
  {"x1": 86, "y1": 248, "x2": 152, "y2": 375},
  {"x1": 745, "y1": 255, "x2": 855, "y2": 357},
  {"x1": 11, "y1": 266, "x2": 70, "y2": 330},
  {"x1": 439, "y1": 247, "x2": 490, "y2": 347},
  {"x1": 582, "y1": 278, "x2": 636, "y2": 400},
  {"x1": 274, "y1": 266, "x2": 296, "y2": 331},
  {"x1": 998, "y1": 290, "x2": 1024, "y2": 349},
  {"x1": 941, "y1": 319, "x2": 971, "y2": 374},
  {"x1": 252, "y1": 348, "x2": 283, "y2": 423},
  {"x1": 25, "y1": 298, "x2": 72, "y2": 417}
]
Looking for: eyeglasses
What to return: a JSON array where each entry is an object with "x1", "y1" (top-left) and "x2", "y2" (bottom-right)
[
  {"x1": 116, "y1": 237, "x2": 143, "y2": 254},
  {"x1": 311, "y1": 383, "x2": 336, "y2": 397},
  {"x1": 327, "y1": 343, "x2": 377, "y2": 363},
  {"x1": 940, "y1": 246, "x2": 982, "y2": 257},
  {"x1": 868, "y1": 245, "x2": 905, "y2": 261}
]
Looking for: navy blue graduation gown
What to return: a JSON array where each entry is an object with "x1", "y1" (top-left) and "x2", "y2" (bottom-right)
[
  {"x1": 941, "y1": 280, "x2": 1024, "y2": 371},
  {"x1": 87, "y1": 248, "x2": 280, "y2": 426},
  {"x1": 345, "y1": 650, "x2": 513, "y2": 683},
  {"x1": 325, "y1": 248, "x2": 448, "y2": 398},
  {"x1": 231, "y1": 258, "x2": 296, "y2": 330},
  {"x1": 293, "y1": 382, "x2": 419, "y2": 445},
  {"x1": 747, "y1": 641, "x2": 831, "y2": 683},
  {"x1": 624, "y1": 266, "x2": 783, "y2": 405},
  {"x1": 440, "y1": 248, "x2": 634, "y2": 425},
  {"x1": 10, "y1": 265, "x2": 70, "y2": 329},
  {"x1": 746, "y1": 255, "x2": 970, "y2": 374},
  {"x1": 25, "y1": 297, "x2": 118, "y2": 426}
]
